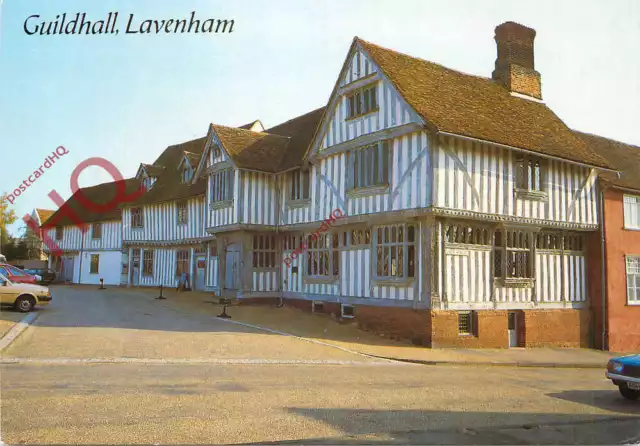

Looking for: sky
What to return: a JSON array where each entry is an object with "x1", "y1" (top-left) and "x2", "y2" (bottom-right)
[{"x1": 1, "y1": 0, "x2": 639, "y2": 236}]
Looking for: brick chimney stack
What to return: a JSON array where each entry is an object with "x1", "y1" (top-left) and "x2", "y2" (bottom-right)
[{"x1": 492, "y1": 21, "x2": 542, "y2": 100}]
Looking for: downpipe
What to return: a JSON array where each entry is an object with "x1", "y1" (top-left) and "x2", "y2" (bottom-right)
[{"x1": 599, "y1": 185, "x2": 609, "y2": 351}]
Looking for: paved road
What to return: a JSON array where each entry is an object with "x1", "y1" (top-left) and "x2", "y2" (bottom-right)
[{"x1": 1, "y1": 286, "x2": 638, "y2": 444}]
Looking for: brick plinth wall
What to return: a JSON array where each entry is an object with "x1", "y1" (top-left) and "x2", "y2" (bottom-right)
[{"x1": 239, "y1": 297, "x2": 592, "y2": 349}]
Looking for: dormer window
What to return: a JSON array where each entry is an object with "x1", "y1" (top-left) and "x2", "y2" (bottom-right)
[
  {"x1": 212, "y1": 144, "x2": 221, "y2": 159},
  {"x1": 346, "y1": 84, "x2": 378, "y2": 120},
  {"x1": 290, "y1": 169, "x2": 310, "y2": 201},
  {"x1": 181, "y1": 166, "x2": 194, "y2": 184}
]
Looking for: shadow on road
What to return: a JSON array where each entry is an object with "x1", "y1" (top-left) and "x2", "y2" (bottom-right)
[
  {"x1": 249, "y1": 408, "x2": 640, "y2": 445},
  {"x1": 548, "y1": 390, "x2": 640, "y2": 415}
]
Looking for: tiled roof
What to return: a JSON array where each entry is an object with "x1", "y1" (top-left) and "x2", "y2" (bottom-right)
[
  {"x1": 574, "y1": 131, "x2": 640, "y2": 191},
  {"x1": 140, "y1": 163, "x2": 165, "y2": 177},
  {"x1": 356, "y1": 38, "x2": 613, "y2": 170},
  {"x1": 35, "y1": 209, "x2": 55, "y2": 225},
  {"x1": 238, "y1": 120, "x2": 264, "y2": 132},
  {"x1": 41, "y1": 179, "x2": 143, "y2": 228},
  {"x1": 126, "y1": 137, "x2": 208, "y2": 207},
  {"x1": 266, "y1": 107, "x2": 326, "y2": 171},
  {"x1": 210, "y1": 107, "x2": 326, "y2": 173},
  {"x1": 183, "y1": 151, "x2": 201, "y2": 167}
]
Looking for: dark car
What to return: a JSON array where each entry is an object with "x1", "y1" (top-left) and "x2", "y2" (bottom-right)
[
  {"x1": 606, "y1": 355, "x2": 640, "y2": 400},
  {"x1": 24, "y1": 268, "x2": 57, "y2": 285}
]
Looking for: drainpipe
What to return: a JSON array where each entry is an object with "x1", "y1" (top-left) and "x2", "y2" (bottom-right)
[
  {"x1": 274, "y1": 172, "x2": 284, "y2": 308},
  {"x1": 78, "y1": 229, "x2": 85, "y2": 284},
  {"x1": 599, "y1": 185, "x2": 609, "y2": 351}
]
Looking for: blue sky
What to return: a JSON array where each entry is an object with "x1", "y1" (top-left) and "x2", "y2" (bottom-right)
[{"x1": 1, "y1": 0, "x2": 639, "y2": 236}]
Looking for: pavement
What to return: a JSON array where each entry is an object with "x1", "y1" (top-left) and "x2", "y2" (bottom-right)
[
  {"x1": 0, "y1": 285, "x2": 637, "y2": 444},
  {"x1": 0, "y1": 308, "x2": 26, "y2": 338},
  {"x1": 128, "y1": 287, "x2": 619, "y2": 368}
]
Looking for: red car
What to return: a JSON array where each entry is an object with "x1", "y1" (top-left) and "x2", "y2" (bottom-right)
[{"x1": 0, "y1": 264, "x2": 37, "y2": 284}]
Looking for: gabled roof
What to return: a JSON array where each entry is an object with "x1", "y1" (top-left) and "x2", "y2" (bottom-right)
[
  {"x1": 126, "y1": 137, "x2": 208, "y2": 207},
  {"x1": 239, "y1": 120, "x2": 265, "y2": 132},
  {"x1": 207, "y1": 108, "x2": 326, "y2": 173},
  {"x1": 574, "y1": 131, "x2": 640, "y2": 191},
  {"x1": 211, "y1": 125, "x2": 290, "y2": 172},
  {"x1": 41, "y1": 179, "x2": 143, "y2": 228},
  {"x1": 183, "y1": 151, "x2": 201, "y2": 167},
  {"x1": 265, "y1": 107, "x2": 326, "y2": 171},
  {"x1": 139, "y1": 163, "x2": 165, "y2": 178},
  {"x1": 35, "y1": 209, "x2": 55, "y2": 226},
  {"x1": 309, "y1": 37, "x2": 612, "y2": 170}
]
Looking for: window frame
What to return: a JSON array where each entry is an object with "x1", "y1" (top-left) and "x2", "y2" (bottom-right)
[
  {"x1": 289, "y1": 169, "x2": 310, "y2": 202},
  {"x1": 210, "y1": 168, "x2": 234, "y2": 205},
  {"x1": 626, "y1": 255, "x2": 640, "y2": 305},
  {"x1": 306, "y1": 233, "x2": 339, "y2": 279},
  {"x1": 177, "y1": 200, "x2": 188, "y2": 225},
  {"x1": 623, "y1": 194, "x2": 640, "y2": 230},
  {"x1": 493, "y1": 229, "x2": 534, "y2": 281},
  {"x1": 252, "y1": 234, "x2": 277, "y2": 269},
  {"x1": 175, "y1": 250, "x2": 190, "y2": 278},
  {"x1": 349, "y1": 141, "x2": 390, "y2": 191},
  {"x1": 55, "y1": 226, "x2": 63, "y2": 241},
  {"x1": 142, "y1": 250, "x2": 154, "y2": 276},
  {"x1": 91, "y1": 223, "x2": 102, "y2": 240},
  {"x1": 90, "y1": 254, "x2": 99, "y2": 274},
  {"x1": 346, "y1": 83, "x2": 378, "y2": 120},
  {"x1": 131, "y1": 207, "x2": 144, "y2": 229},
  {"x1": 458, "y1": 311, "x2": 476, "y2": 336},
  {"x1": 372, "y1": 223, "x2": 416, "y2": 283}
]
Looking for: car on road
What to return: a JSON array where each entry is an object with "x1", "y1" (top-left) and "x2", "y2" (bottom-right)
[
  {"x1": 0, "y1": 272, "x2": 52, "y2": 312},
  {"x1": 606, "y1": 355, "x2": 640, "y2": 400},
  {"x1": 24, "y1": 268, "x2": 56, "y2": 285},
  {"x1": 0, "y1": 264, "x2": 38, "y2": 284}
]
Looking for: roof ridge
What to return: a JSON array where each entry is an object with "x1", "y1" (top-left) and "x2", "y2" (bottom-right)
[
  {"x1": 573, "y1": 129, "x2": 640, "y2": 150},
  {"x1": 355, "y1": 37, "x2": 494, "y2": 83},
  {"x1": 212, "y1": 123, "x2": 292, "y2": 140}
]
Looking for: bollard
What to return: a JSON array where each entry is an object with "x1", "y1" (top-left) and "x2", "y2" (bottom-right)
[
  {"x1": 217, "y1": 298, "x2": 232, "y2": 319},
  {"x1": 98, "y1": 278, "x2": 106, "y2": 290},
  {"x1": 156, "y1": 284, "x2": 166, "y2": 300}
]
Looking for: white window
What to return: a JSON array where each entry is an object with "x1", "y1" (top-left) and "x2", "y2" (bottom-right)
[
  {"x1": 624, "y1": 195, "x2": 640, "y2": 230},
  {"x1": 290, "y1": 169, "x2": 310, "y2": 201},
  {"x1": 373, "y1": 223, "x2": 416, "y2": 280},
  {"x1": 210, "y1": 169, "x2": 234, "y2": 203},
  {"x1": 515, "y1": 154, "x2": 545, "y2": 192},
  {"x1": 494, "y1": 229, "x2": 532, "y2": 279},
  {"x1": 346, "y1": 84, "x2": 378, "y2": 119},
  {"x1": 626, "y1": 256, "x2": 640, "y2": 305},
  {"x1": 350, "y1": 141, "x2": 390, "y2": 190}
]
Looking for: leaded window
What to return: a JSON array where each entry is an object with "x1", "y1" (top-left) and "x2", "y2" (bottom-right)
[
  {"x1": 350, "y1": 141, "x2": 390, "y2": 190},
  {"x1": 90, "y1": 254, "x2": 99, "y2": 274},
  {"x1": 211, "y1": 169, "x2": 234, "y2": 203},
  {"x1": 131, "y1": 207, "x2": 143, "y2": 229},
  {"x1": 515, "y1": 154, "x2": 545, "y2": 192},
  {"x1": 92, "y1": 223, "x2": 102, "y2": 240},
  {"x1": 444, "y1": 223, "x2": 490, "y2": 245},
  {"x1": 346, "y1": 83, "x2": 378, "y2": 119},
  {"x1": 306, "y1": 233, "x2": 339, "y2": 277},
  {"x1": 374, "y1": 223, "x2": 416, "y2": 280},
  {"x1": 494, "y1": 229, "x2": 532, "y2": 279},
  {"x1": 55, "y1": 226, "x2": 63, "y2": 240}
]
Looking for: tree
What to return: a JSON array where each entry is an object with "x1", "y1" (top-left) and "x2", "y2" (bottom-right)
[{"x1": 0, "y1": 193, "x2": 17, "y2": 255}]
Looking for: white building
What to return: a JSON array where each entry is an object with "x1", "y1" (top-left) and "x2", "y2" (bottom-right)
[{"x1": 42, "y1": 21, "x2": 620, "y2": 348}]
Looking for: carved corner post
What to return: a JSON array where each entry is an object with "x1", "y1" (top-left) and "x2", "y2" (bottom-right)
[{"x1": 433, "y1": 218, "x2": 445, "y2": 310}]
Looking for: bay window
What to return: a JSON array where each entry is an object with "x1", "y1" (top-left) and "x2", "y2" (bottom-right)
[{"x1": 373, "y1": 223, "x2": 416, "y2": 280}]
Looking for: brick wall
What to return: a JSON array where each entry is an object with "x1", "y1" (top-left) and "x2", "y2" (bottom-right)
[
  {"x1": 431, "y1": 310, "x2": 509, "y2": 348},
  {"x1": 523, "y1": 309, "x2": 592, "y2": 348},
  {"x1": 355, "y1": 305, "x2": 431, "y2": 346}
]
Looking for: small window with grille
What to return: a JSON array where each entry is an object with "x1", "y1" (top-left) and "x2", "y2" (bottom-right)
[
  {"x1": 494, "y1": 229, "x2": 533, "y2": 279},
  {"x1": 458, "y1": 311, "x2": 475, "y2": 336}
]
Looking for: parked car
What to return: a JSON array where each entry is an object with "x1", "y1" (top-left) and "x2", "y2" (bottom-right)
[
  {"x1": 0, "y1": 272, "x2": 52, "y2": 312},
  {"x1": 24, "y1": 268, "x2": 56, "y2": 285},
  {"x1": 0, "y1": 264, "x2": 37, "y2": 284},
  {"x1": 606, "y1": 355, "x2": 640, "y2": 400}
]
